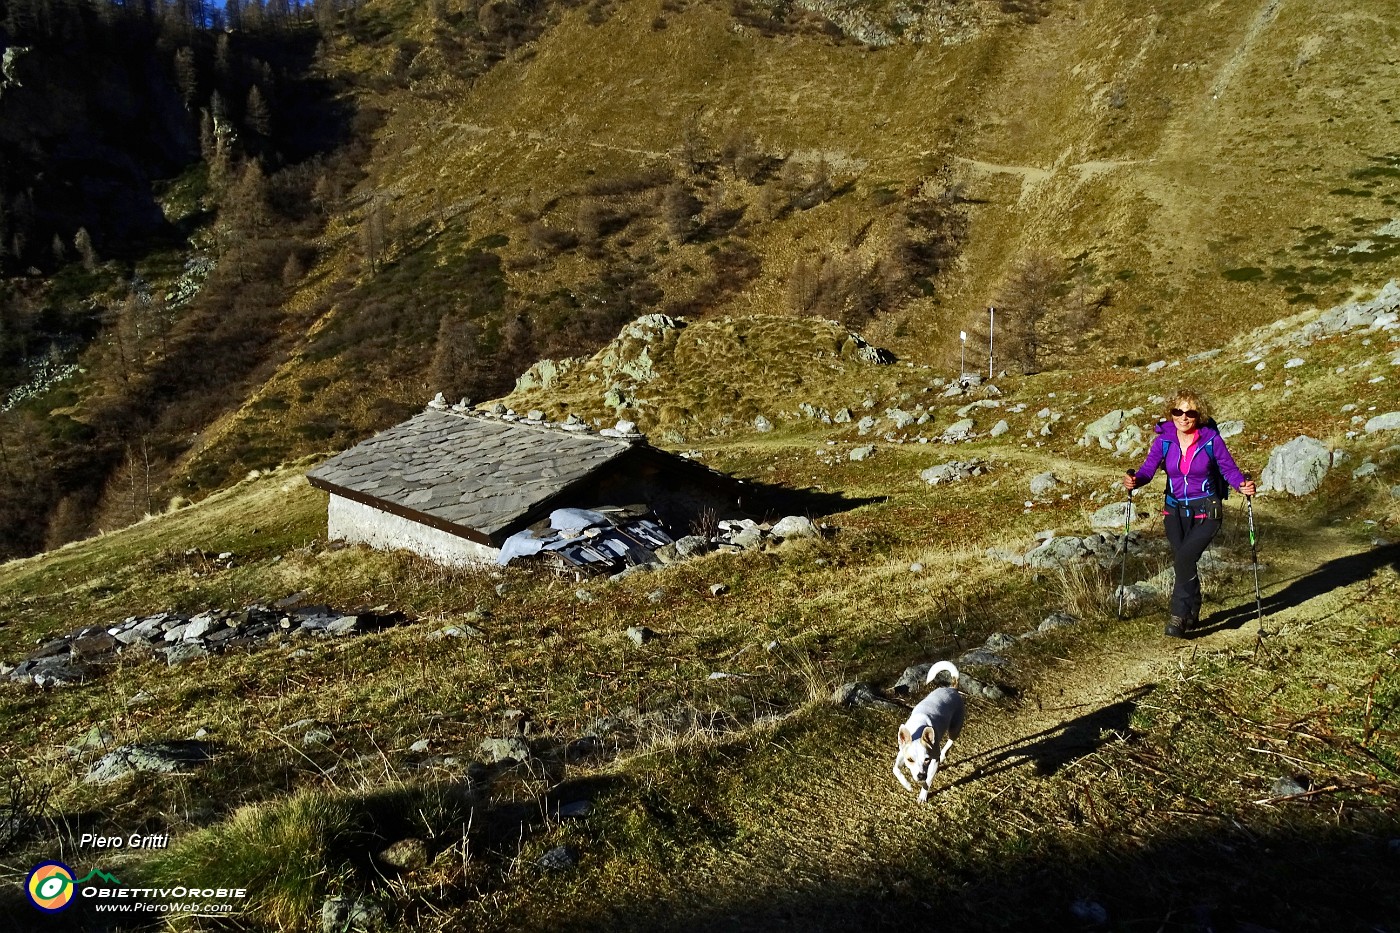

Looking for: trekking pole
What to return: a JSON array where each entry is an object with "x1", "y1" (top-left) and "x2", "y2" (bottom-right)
[
  {"x1": 1245, "y1": 473, "x2": 1263, "y2": 629},
  {"x1": 1117, "y1": 471, "x2": 1134, "y2": 620}
]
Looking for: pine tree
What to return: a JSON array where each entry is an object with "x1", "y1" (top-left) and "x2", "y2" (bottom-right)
[
  {"x1": 73, "y1": 226, "x2": 96, "y2": 270},
  {"x1": 245, "y1": 84, "x2": 272, "y2": 137}
]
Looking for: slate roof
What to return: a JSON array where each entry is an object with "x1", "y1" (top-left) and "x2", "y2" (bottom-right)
[{"x1": 306, "y1": 410, "x2": 638, "y2": 544}]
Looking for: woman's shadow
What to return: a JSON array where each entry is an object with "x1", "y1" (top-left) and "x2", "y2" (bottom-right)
[
  {"x1": 942, "y1": 685, "x2": 1154, "y2": 790},
  {"x1": 1197, "y1": 542, "x2": 1400, "y2": 635}
]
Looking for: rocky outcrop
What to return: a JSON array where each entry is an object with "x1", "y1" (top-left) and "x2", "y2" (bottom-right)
[{"x1": 1260, "y1": 436, "x2": 1333, "y2": 496}]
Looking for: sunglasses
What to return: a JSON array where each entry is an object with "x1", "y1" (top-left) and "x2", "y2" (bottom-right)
[{"x1": 1170, "y1": 408, "x2": 1200, "y2": 419}]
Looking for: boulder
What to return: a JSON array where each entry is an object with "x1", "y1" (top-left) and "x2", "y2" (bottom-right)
[
  {"x1": 942, "y1": 418, "x2": 975, "y2": 440},
  {"x1": 771, "y1": 515, "x2": 819, "y2": 539},
  {"x1": 893, "y1": 663, "x2": 933, "y2": 695},
  {"x1": 1029, "y1": 471, "x2": 1060, "y2": 496},
  {"x1": 378, "y1": 838, "x2": 429, "y2": 872},
  {"x1": 1037, "y1": 612, "x2": 1079, "y2": 633},
  {"x1": 1365, "y1": 411, "x2": 1400, "y2": 433},
  {"x1": 849, "y1": 445, "x2": 875, "y2": 461},
  {"x1": 85, "y1": 742, "x2": 212, "y2": 784},
  {"x1": 1260, "y1": 435, "x2": 1333, "y2": 496},
  {"x1": 1090, "y1": 501, "x2": 1143, "y2": 532}
]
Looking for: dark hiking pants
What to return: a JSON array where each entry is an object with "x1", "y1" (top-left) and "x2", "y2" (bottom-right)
[{"x1": 1163, "y1": 511, "x2": 1221, "y2": 623}]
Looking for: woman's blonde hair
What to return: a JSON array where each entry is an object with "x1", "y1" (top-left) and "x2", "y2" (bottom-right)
[{"x1": 1167, "y1": 388, "x2": 1211, "y2": 423}]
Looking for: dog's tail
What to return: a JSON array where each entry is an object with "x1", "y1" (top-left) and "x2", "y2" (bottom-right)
[{"x1": 926, "y1": 660, "x2": 959, "y2": 688}]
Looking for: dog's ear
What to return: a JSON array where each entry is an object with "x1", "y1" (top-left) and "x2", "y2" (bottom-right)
[
  {"x1": 898, "y1": 726, "x2": 912, "y2": 747},
  {"x1": 920, "y1": 731, "x2": 936, "y2": 748}
]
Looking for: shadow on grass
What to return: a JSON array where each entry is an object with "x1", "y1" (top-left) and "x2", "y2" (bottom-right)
[
  {"x1": 1197, "y1": 542, "x2": 1400, "y2": 635},
  {"x1": 3, "y1": 770, "x2": 624, "y2": 932},
  {"x1": 944, "y1": 685, "x2": 1152, "y2": 788},
  {"x1": 556, "y1": 817, "x2": 1400, "y2": 932}
]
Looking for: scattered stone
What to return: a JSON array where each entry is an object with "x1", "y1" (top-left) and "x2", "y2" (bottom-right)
[
  {"x1": 958, "y1": 647, "x2": 1009, "y2": 669},
  {"x1": 1114, "y1": 582, "x2": 1163, "y2": 617},
  {"x1": 303, "y1": 728, "x2": 334, "y2": 746},
  {"x1": 626, "y1": 626, "x2": 656, "y2": 646},
  {"x1": 70, "y1": 725, "x2": 115, "y2": 753},
  {"x1": 1071, "y1": 899, "x2": 1109, "y2": 925},
  {"x1": 1217, "y1": 419, "x2": 1244, "y2": 438},
  {"x1": 959, "y1": 675, "x2": 1006, "y2": 701},
  {"x1": 409, "y1": 739, "x2": 431, "y2": 753},
  {"x1": 984, "y1": 633, "x2": 1016, "y2": 650},
  {"x1": 833, "y1": 681, "x2": 904, "y2": 711},
  {"x1": 753, "y1": 415, "x2": 773, "y2": 433},
  {"x1": 1270, "y1": 775, "x2": 1310, "y2": 797},
  {"x1": 431, "y1": 626, "x2": 481, "y2": 640},
  {"x1": 709, "y1": 583, "x2": 729, "y2": 597},
  {"x1": 989, "y1": 419, "x2": 1010, "y2": 437},
  {"x1": 1037, "y1": 612, "x2": 1078, "y2": 633},
  {"x1": 378, "y1": 838, "x2": 429, "y2": 872},
  {"x1": 478, "y1": 736, "x2": 531, "y2": 764},
  {"x1": 909, "y1": 562, "x2": 923, "y2": 573},
  {"x1": 557, "y1": 800, "x2": 593, "y2": 820},
  {"x1": 919, "y1": 459, "x2": 985, "y2": 485},
  {"x1": 321, "y1": 896, "x2": 383, "y2": 933},
  {"x1": 537, "y1": 845, "x2": 578, "y2": 872},
  {"x1": 849, "y1": 445, "x2": 876, "y2": 461},
  {"x1": 1083, "y1": 408, "x2": 1144, "y2": 451}
]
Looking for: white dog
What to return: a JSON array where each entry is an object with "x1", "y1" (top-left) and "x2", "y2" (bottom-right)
[{"x1": 893, "y1": 661, "x2": 965, "y2": 803}]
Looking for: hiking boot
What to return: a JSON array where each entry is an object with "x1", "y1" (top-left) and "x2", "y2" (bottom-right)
[{"x1": 1164, "y1": 616, "x2": 1188, "y2": 639}]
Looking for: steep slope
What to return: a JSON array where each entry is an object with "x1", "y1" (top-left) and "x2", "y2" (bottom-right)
[{"x1": 174, "y1": 0, "x2": 1399, "y2": 499}]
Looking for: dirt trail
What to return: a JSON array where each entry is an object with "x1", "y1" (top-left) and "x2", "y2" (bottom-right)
[{"x1": 638, "y1": 525, "x2": 1377, "y2": 927}]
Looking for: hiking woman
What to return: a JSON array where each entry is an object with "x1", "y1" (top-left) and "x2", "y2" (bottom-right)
[{"x1": 1122, "y1": 389, "x2": 1256, "y2": 638}]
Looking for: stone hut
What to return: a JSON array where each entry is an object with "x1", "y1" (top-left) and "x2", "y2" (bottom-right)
[{"x1": 305, "y1": 406, "x2": 749, "y2": 567}]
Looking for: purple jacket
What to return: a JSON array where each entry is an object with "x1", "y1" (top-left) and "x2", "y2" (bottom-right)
[{"x1": 1132, "y1": 421, "x2": 1247, "y2": 502}]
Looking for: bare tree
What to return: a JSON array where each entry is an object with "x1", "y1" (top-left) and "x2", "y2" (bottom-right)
[{"x1": 986, "y1": 251, "x2": 1067, "y2": 374}]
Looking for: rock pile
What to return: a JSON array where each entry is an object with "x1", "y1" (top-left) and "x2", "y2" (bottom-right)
[
  {"x1": 919, "y1": 459, "x2": 989, "y2": 485},
  {"x1": 652, "y1": 515, "x2": 823, "y2": 566},
  {"x1": 2, "y1": 603, "x2": 410, "y2": 688},
  {"x1": 987, "y1": 530, "x2": 1167, "y2": 570}
]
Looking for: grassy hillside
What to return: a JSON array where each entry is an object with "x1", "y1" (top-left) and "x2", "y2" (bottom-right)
[{"x1": 1, "y1": 290, "x2": 1397, "y2": 929}]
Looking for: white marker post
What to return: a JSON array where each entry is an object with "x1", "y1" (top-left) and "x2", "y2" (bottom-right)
[
  {"x1": 959, "y1": 330, "x2": 966, "y2": 378},
  {"x1": 988, "y1": 306, "x2": 996, "y2": 378}
]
